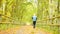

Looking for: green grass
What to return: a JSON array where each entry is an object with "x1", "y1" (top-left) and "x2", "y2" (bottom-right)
[
  {"x1": 36, "y1": 24, "x2": 59, "y2": 34},
  {"x1": 0, "y1": 23, "x2": 20, "y2": 30}
]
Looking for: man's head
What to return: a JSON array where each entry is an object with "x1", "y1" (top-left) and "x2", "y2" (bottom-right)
[{"x1": 33, "y1": 14, "x2": 36, "y2": 16}]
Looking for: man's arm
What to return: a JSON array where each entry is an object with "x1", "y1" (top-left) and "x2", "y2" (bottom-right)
[{"x1": 36, "y1": 18, "x2": 37, "y2": 20}]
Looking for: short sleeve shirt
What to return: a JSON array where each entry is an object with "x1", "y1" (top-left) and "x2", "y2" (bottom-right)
[{"x1": 32, "y1": 16, "x2": 37, "y2": 21}]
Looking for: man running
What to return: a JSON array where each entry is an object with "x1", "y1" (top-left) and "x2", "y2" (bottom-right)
[{"x1": 32, "y1": 14, "x2": 37, "y2": 28}]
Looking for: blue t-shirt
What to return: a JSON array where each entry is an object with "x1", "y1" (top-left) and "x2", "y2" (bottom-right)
[{"x1": 32, "y1": 16, "x2": 37, "y2": 21}]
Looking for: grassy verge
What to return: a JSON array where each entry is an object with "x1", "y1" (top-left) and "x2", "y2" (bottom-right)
[
  {"x1": 36, "y1": 24, "x2": 59, "y2": 34},
  {"x1": 0, "y1": 23, "x2": 20, "y2": 30}
]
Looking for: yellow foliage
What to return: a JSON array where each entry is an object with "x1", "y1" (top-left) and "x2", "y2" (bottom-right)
[
  {"x1": 6, "y1": 11, "x2": 11, "y2": 17},
  {"x1": 0, "y1": 10, "x2": 2, "y2": 14}
]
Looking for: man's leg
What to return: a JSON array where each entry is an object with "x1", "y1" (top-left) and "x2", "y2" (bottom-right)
[
  {"x1": 33, "y1": 21, "x2": 34, "y2": 28},
  {"x1": 33, "y1": 21, "x2": 36, "y2": 28}
]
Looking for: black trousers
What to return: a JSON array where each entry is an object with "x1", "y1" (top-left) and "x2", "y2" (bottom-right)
[{"x1": 33, "y1": 21, "x2": 36, "y2": 28}]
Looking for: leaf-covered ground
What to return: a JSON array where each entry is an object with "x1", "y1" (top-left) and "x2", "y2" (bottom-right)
[{"x1": 0, "y1": 25, "x2": 52, "y2": 34}]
